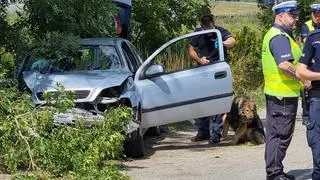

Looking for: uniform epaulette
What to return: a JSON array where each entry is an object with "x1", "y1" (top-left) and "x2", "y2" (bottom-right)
[
  {"x1": 308, "y1": 29, "x2": 320, "y2": 37},
  {"x1": 279, "y1": 32, "x2": 287, "y2": 36}
]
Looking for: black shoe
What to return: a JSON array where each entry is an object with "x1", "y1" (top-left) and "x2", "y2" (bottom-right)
[
  {"x1": 191, "y1": 135, "x2": 210, "y2": 142},
  {"x1": 283, "y1": 173, "x2": 295, "y2": 180},
  {"x1": 267, "y1": 173, "x2": 294, "y2": 180},
  {"x1": 272, "y1": 174, "x2": 293, "y2": 180},
  {"x1": 208, "y1": 140, "x2": 219, "y2": 145},
  {"x1": 208, "y1": 138, "x2": 220, "y2": 145}
]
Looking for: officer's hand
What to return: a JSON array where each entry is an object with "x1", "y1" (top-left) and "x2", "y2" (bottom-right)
[
  {"x1": 303, "y1": 80, "x2": 312, "y2": 90},
  {"x1": 198, "y1": 57, "x2": 210, "y2": 65}
]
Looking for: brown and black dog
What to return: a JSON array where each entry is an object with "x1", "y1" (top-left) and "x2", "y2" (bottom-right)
[{"x1": 222, "y1": 95, "x2": 265, "y2": 145}]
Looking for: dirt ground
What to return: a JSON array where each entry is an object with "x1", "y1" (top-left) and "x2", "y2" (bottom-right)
[
  {"x1": 121, "y1": 108, "x2": 313, "y2": 180},
  {"x1": 121, "y1": 125, "x2": 266, "y2": 180}
]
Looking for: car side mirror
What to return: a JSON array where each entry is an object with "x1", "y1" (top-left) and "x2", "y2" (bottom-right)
[{"x1": 145, "y1": 65, "x2": 164, "y2": 77}]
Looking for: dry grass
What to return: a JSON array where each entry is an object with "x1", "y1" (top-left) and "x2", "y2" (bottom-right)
[{"x1": 211, "y1": 1, "x2": 259, "y2": 16}]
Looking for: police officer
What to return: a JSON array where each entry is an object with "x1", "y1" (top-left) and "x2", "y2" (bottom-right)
[
  {"x1": 262, "y1": 1, "x2": 302, "y2": 180},
  {"x1": 301, "y1": 4, "x2": 320, "y2": 44},
  {"x1": 188, "y1": 14, "x2": 236, "y2": 144},
  {"x1": 296, "y1": 27, "x2": 320, "y2": 180},
  {"x1": 299, "y1": 4, "x2": 320, "y2": 127}
]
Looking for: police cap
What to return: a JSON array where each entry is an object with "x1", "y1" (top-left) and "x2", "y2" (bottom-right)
[
  {"x1": 311, "y1": 4, "x2": 320, "y2": 13},
  {"x1": 272, "y1": 1, "x2": 298, "y2": 15}
]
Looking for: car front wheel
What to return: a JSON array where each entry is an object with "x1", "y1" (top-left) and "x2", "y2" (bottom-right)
[{"x1": 124, "y1": 107, "x2": 145, "y2": 158}]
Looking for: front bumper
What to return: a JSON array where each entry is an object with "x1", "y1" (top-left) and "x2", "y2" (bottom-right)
[{"x1": 53, "y1": 108, "x2": 140, "y2": 134}]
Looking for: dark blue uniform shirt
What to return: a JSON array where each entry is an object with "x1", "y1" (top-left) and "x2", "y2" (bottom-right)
[
  {"x1": 299, "y1": 29, "x2": 320, "y2": 89},
  {"x1": 190, "y1": 26, "x2": 231, "y2": 62},
  {"x1": 301, "y1": 21, "x2": 320, "y2": 39},
  {"x1": 269, "y1": 23, "x2": 295, "y2": 65}
]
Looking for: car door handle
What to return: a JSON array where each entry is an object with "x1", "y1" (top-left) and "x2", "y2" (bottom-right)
[{"x1": 214, "y1": 71, "x2": 227, "y2": 79}]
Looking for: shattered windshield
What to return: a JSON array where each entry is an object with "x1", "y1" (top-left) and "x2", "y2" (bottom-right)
[{"x1": 25, "y1": 45, "x2": 122, "y2": 73}]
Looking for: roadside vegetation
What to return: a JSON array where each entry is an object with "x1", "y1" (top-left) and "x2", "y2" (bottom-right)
[
  {"x1": 0, "y1": 84, "x2": 131, "y2": 179},
  {"x1": 0, "y1": 0, "x2": 315, "y2": 179}
]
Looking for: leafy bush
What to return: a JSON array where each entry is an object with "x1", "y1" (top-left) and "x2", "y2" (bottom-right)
[
  {"x1": 0, "y1": 84, "x2": 130, "y2": 179},
  {"x1": 228, "y1": 26, "x2": 264, "y2": 94},
  {"x1": 257, "y1": 0, "x2": 273, "y2": 30},
  {"x1": 24, "y1": 0, "x2": 118, "y2": 38},
  {"x1": 29, "y1": 32, "x2": 81, "y2": 59},
  {"x1": 131, "y1": 0, "x2": 210, "y2": 51},
  {"x1": 0, "y1": 52, "x2": 14, "y2": 78}
]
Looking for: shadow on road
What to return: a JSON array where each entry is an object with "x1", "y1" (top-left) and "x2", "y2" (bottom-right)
[{"x1": 141, "y1": 125, "x2": 255, "y2": 159}]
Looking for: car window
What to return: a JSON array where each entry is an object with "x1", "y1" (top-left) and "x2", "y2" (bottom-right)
[
  {"x1": 127, "y1": 42, "x2": 144, "y2": 66},
  {"x1": 25, "y1": 45, "x2": 122, "y2": 73},
  {"x1": 150, "y1": 32, "x2": 221, "y2": 74},
  {"x1": 98, "y1": 46, "x2": 122, "y2": 70},
  {"x1": 75, "y1": 45, "x2": 122, "y2": 70},
  {"x1": 151, "y1": 38, "x2": 195, "y2": 73},
  {"x1": 122, "y1": 42, "x2": 139, "y2": 72}
]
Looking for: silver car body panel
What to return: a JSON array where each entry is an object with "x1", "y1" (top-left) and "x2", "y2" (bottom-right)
[
  {"x1": 135, "y1": 29, "x2": 225, "y2": 82},
  {"x1": 135, "y1": 29, "x2": 232, "y2": 128},
  {"x1": 137, "y1": 62, "x2": 233, "y2": 128},
  {"x1": 23, "y1": 69, "x2": 133, "y2": 104}
]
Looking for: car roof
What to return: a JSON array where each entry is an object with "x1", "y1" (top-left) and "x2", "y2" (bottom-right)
[{"x1": 80, "y1": 38, "x2": 125, "y2": 46}]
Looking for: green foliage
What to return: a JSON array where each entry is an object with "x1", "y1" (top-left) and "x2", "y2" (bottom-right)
[
  {"x1": 257, "y1": 0, "x2": 273, "y2": 30},
  {"x1": 24, "y1": 0, "x2": 118, "y2": 38},
  {"x1": 0, "y1": 0, "x2": 119, "y2": 77},
  {"x1": 0, "y1": 84, "x2": 130, "y2": 179},
  {"x1": 0, "y1": 52, "x2": 14, "y2": 78},
  {"x1": 0, "y1": 14, "x2": 10, "y2": 48},
  {"x1": 0, "y1": 86, "x2": 53, "y2": 172},
  {"x1": 30, "y1": 32, "x2": 81, "y2": 59},
  {"x1": 0, "y1": 1, "x2": 15, "y2": 51},
  {"x1": 33, "y1": 106, "x2": 130, "y2": 177},
  {"x1": 131, "y1": 0, "x2": 210, "y2": 51},
  {"x1": 228, "y1": 26, "x2": 264, "y2": 94},
  {"x1": 43, "y1": 84, "x2": 75, "y2": 113}
]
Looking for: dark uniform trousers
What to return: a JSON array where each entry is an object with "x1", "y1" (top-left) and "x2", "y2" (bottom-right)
[
  {"x1": 265, "y1": 95, "x2": 298, "y2": 179},
  {"x1": 307, "y1": 97, "x2": 320, "y2": 180},
  {"x1": 195, "y1": 114, "x2": 222, "y2": 142}
]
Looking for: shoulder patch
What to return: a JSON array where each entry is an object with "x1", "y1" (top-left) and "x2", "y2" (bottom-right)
[
  {"x1": 308, "y1": 29, "x2": 320, "y2": 37},
  {"x1": 270, "y1": 33, "x2": 288, "y2": 43}
]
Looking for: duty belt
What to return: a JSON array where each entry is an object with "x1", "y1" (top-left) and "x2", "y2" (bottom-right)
[{"x1": 309, "y1": 89, "x2": 320, "y2": 97}]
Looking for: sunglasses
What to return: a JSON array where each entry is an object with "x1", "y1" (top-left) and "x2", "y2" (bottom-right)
[{"x1": 286, "y1": 12, "x2": 298, "y2": 18}]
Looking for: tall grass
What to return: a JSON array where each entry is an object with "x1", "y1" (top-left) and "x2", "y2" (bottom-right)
[
  {"x1": 212, "y1": 1, "x2": 259, "y2": 16},
  {"x1": 151, "y1": 39, "x2": 195, "y2": 72}
]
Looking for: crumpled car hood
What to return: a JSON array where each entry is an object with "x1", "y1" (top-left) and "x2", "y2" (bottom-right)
[{"x1": 23, "y1": 69, "x2": 133, "y2": 102}]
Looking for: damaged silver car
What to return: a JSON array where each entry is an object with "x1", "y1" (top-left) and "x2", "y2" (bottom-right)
[{"x1": 17, "y1": 29, "x2": 233, "y2": 158}]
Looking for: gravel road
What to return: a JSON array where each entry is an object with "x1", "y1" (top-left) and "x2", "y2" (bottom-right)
[{"x1": 122, "y1": 105, "x2": 313, "y2": 180}]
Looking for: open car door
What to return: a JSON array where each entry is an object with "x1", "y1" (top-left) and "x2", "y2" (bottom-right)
[{"x1": 134, "y1": 29, "x2": 233, "y2": 129}]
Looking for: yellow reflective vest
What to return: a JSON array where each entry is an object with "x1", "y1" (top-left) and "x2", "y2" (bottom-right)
[
  {"x1": 262, "y1": 27, "x2": 302, "y2": 97},
  {"x1": 305, "y1": 20, "x2": 315, "y2": 32},
  {"x1": 301, "y1": 20, "x2": 315, "y2": 49}
]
